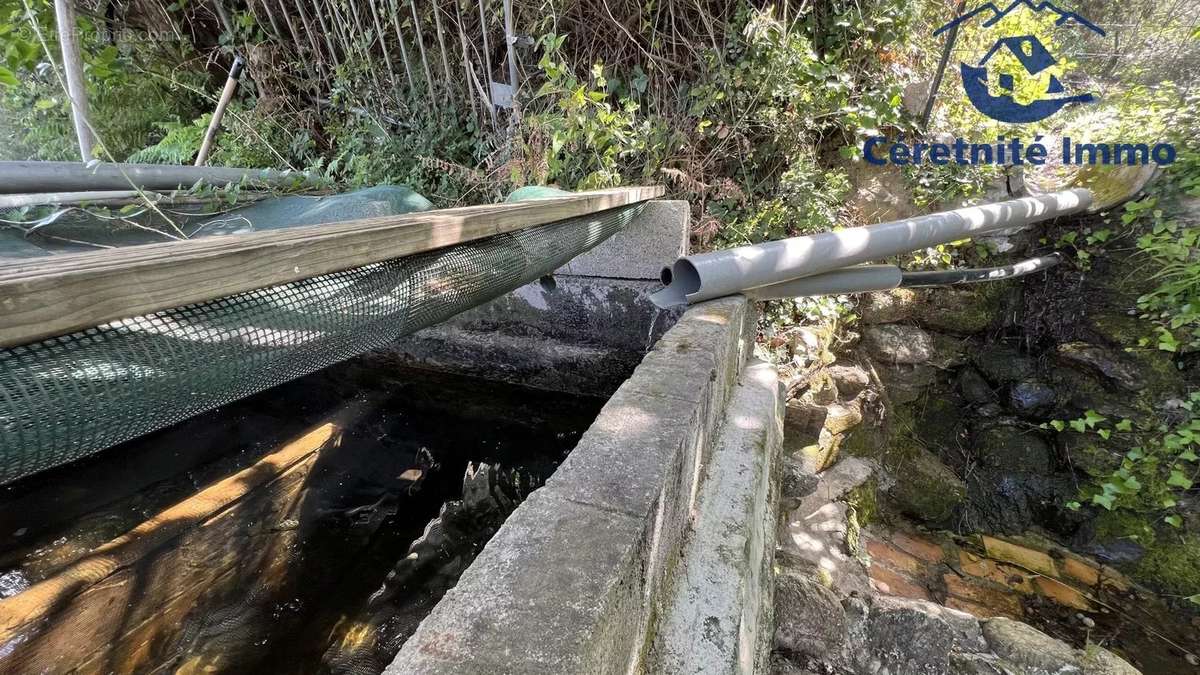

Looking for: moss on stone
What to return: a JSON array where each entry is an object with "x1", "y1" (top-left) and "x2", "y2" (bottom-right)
[
  {"x1": 846, "y1": 478, "x2": 880, "y2": 528},
  {"x1": 886, "y1": 448, "x2": 966, "y2": 524},
  {"x1": 1134, "y1": 535, "x2": 1200, "y2": 597},
  {"x1": 1058, "y1": 431, "x2": 1123, "y2": 476},
  {"x1": 1094, "y1": 509, "x2": 1158, "y2": 546},
  {"x1": 917, "y1": 283, "x2": 1010, "y2": 335},
  {"x1": 916, "y1": 392, "x2": 964, "y2": 455}
]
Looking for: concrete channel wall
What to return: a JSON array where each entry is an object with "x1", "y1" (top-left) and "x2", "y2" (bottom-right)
[
  {"x1": 391, "y1": 201, "x2": 691, "y2": 397},
  {"x1": 387, "y1": 293, "x2": 785, "y2": 673}
]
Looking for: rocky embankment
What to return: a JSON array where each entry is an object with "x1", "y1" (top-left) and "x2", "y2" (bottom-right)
[{"x1": 768, "y1": 219, "x2": 1200, "y2": 673}]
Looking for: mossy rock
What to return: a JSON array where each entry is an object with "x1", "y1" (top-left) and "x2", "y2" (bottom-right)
[
  {"x1": 1046, "y1": 365, "x2": 1143, "y2": 421},
  {"x1": 974, "y1": 423, "x2": 1053, "y2": 474},
  {"x1": 913, "y1": 390, "x2": 965, "y2": 457},
  {"x1": 858, "y1": 288, "x2": 920, "y2": 324},
  {"x1": 886, "y1": 447, "x2": 966, "y2": 524},
  {"x1": 972, "y1": 344, "x2": 1037, "y2": 385},
  {"x1": 846, "y1": 478, "x2": 880, "y2": 528},
  {"x1": 1134, "y1": 534, "x2": 1200, "y2": 598},
  {"x1": 874, "y1": 363, "x2": 941, "y2": 405},
  {"x1": 915, "y1": 283, "x2": 1013, "y2": 335},
  {"x1": 1089, "y1": 312, "x2": 1152, "y2": 349},
  {"x1": 1057, "y1": 430, "x2": 1125, "y2": 476}
]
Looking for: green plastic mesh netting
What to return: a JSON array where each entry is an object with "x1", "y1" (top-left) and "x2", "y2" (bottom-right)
[{"x1": 0, "y1": 187, "x2": 644, "y2": 485}]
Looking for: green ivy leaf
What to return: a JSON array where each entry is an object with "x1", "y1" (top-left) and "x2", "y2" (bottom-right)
[
  {"x1": 1167, "y1": 470, "x2": 1193, "y2": 489},
  {"x1": 1092, "y1": 493, "x2": 1116, "y2": 510},
  {"x1": 1165, "y1": 514, "x2": 1183, "y2": 528},
  {"x1": 1116, "y1": 419, "x2": 1133, "y2": 432}
]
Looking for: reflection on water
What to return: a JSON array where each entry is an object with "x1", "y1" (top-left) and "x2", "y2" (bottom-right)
[{"x1": 0, "y1": 356, "x2": 603, "y2": 674}]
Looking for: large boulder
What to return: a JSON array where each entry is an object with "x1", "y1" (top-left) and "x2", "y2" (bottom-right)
[
  {"x1": 864, "y1": 324, "x2": 935, "y2": 365},
  {"x1": 981, "y1": 617, "x2": 1140, "y2": 675},
  {"x1": 981, "y1": 617, "x2": 1078, "y2": 672},
  {"x1": 859, "y1": 286, "x2": 1012, "y2": 335},
  {"x1": 864, "y1": 596, "x2": 982, "y2": 675},
  {"x1": 773, "y1": 572, "x2": 848, "y2": 659}
]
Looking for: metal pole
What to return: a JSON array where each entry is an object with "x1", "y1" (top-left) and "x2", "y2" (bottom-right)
[
  {"x1": 53, "y1": 0, "x2": 94, "y2": 161},
  {"x1": 921, "y1": 0, "x2": 967, "y2": 129},
  {"x1": 0, "y1": 161, "x2": 320, "y2": 193},
  {"x1": 195, "y1": 56, "x2": 245, "y2": 166},
  {"x1": 502, "y1": 0, "x2": 518, "y2": 111}
]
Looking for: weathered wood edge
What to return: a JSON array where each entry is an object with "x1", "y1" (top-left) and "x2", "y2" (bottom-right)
[{"x1": 0, "y1": 185, "x2": 664, "y2": 348}]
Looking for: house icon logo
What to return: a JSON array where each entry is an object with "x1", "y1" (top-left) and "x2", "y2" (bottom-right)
[{"x1": 934, "y1": 1, "x2": 1105, "y2": 123}]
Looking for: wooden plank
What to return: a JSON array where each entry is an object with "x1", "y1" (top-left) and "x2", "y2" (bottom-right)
[{"x1": 0, "y1": 185, "x2": 663, "y2": 348}]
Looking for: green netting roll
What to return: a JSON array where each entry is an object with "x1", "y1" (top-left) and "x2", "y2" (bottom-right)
[{"x1": 0, "y1": 202, "x2": 645, "y2": 485}]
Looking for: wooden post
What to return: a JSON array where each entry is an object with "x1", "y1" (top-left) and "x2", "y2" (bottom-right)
[
  {"x1": 431, "y1": 2, "x2": 454, "y2": 99},
  {"x1": 921, "y1": 0, "x2": 967, "y2": 129},
  {"x1": 477, "y1": 0, "x2": 495, "y2": 109},
  {"x1": 194, "y1": 56, "x2": 245, "y2": 166},
  {"x1": 408, "y1": 0, "x2": 437, "y2": 105},
  {"x1": 52, "y1": 0, "x2": 94, "y2": 161}
]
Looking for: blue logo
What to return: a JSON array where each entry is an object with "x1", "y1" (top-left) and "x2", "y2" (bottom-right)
[{"x1": 935, "y1": 1, "x2": 1105, "y2": 123}]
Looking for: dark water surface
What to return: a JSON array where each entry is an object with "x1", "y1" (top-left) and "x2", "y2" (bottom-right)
[{"x1": 0, "y1": 356, "x2": 604, "y2": 674}]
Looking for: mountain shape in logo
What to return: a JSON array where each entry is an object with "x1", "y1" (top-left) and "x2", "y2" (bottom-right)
[{"x1": 934, "y1": 0, "x2": 1106, "y2": 38}]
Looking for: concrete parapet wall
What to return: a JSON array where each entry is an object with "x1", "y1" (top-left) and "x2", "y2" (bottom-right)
[
  {"x1": 649, "y1": 360, "x2": 784, "y2": 674},
  {"x1": 387, "y1": 295, "x2": 768, "y2": 674},
  {"x1": 555, "y1": 200, "x2": 689, "y2": 280},
  {"x1": 389, "y1": 200, "x2": 690, "y2": 396}
]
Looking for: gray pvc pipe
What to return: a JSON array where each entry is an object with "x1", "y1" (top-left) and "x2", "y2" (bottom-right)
[
  {"x1": 0, "y1": 161, "x2": 321, "y2": 194},
  {"x1": 901, "y1": 254, "x2": 1062, "y2": 287},
  {"x1": 0, "y1": 190, "x2": 142, "y2": 209},
  {"x1": 651, "y1": 188, "x2": 1091, "y2": 307},
  {"x1": 744, "y1": 265, "x2": 902, "y2": 300}
]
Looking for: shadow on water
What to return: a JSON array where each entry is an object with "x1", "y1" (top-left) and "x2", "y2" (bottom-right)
[{"x1": 0, "y1": 354, "x2": 605, "y2": 674}]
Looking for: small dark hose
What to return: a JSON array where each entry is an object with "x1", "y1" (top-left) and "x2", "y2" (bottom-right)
[{"x1": 900, "y1": 253, "x2": 1062, "y2": 287}]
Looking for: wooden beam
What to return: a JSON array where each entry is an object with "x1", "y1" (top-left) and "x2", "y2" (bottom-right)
[{"x1": 0, "y1": 186, "x2": 663, "y2": 349}]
